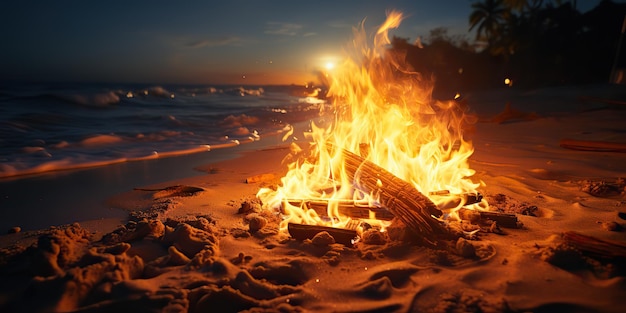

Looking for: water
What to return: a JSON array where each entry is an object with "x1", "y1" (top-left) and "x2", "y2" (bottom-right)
[
  {"x1": 0, "y1": 82, "x2": 327, "y2": 231},
  {"x1": 0, "y1": 82, "x2": 326, "y2": 178}
]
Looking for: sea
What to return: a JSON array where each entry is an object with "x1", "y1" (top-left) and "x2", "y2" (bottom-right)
[{"x1": 0, "y1": 82, "x2": 327, "y2": 231}]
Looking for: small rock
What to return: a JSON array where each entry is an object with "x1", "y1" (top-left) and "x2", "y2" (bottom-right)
[
  {"x1": 600, "y1": 221, "x2": 622, "y2": 232},
  {"x1": 231, "y1": 228, "x2": 251, "y2": 238},
  {"x1": 456, "y1": 237, "x2": 477, "y2": 258},
  {"x1": 129, "y1": 219, "x2": 165, "y2": 241},
  {"x1": 489, "y1": 221, "x2": 505, "y2": 234},
  {"x1": 247, "y1": 214, "x2": 267, "y2": 232},
  {"x1": 8, "y1": 226, "x2": 21, "y2": 234},
  {"x1": 238, "y1": 201, "x2": 252, "y2": 214},
  {"x1": 311, "y1": 231, "x2": 335, "y2": 246},
  {"x1": 361, "y1": 229, "x2": 387, "y2": 245},
  {"x1": 238, "y1": 200, "x2": 261, "y2": 214}
]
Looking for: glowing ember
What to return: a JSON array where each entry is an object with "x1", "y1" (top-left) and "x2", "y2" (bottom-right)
[{"x1": 257, "y1": 11, "x2": 484, "y2": 236}]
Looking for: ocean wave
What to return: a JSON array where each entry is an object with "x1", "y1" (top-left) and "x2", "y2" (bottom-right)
[
  {"x1": 0, "y1": 82, "x2": 328, "y2": 179},
  {"x1": 20, "y1": 146, "x2": 52, "y2": 157},
  {"x1": 80, "y1": 134, "x2": 124, "y2": 147},
  {"x1": 224, "y1": 87, "x2": 264, "y2": 96},
  {"x1": 220, "y1": 114, "x2": 260, "y2": 127},
  {"x1": 60, "y1": 91, "x2": 120, "y2": 107},
  {"x1": 132, "y1": 86, "x2": 265, "y2": 98},
  {"x1": 141, "y1": 86, "x2": 174, "y2": 98}
]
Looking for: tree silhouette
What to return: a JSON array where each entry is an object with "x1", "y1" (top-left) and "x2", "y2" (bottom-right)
[
  {"x1": 389, "y1": 0, "x2": 626, "y2": 92},
  {"x1": 503, "y1": 0, "x2": 528, "y2": 12},
  {"x1": 469, "y1": 0, "x2": 507, "y2": 48}
]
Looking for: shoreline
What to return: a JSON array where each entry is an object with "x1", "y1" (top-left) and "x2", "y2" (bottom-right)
[{"x1": 0, "y1": 129, "x2": 292, "y2": 233}]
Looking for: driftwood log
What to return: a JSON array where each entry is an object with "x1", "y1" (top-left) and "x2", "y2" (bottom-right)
[
  {"x1": 578, "y1": 95, "x2": 626, "y2": 106},
  {"x1": 335, "y1": 146, "x2": 449, "y2": 245},
  {"x1": 559, "y1": 139, "x2": 626, "y2": 153},
  {"x1": 562, "y1": 231, "x2": 626, "y2": 260}
]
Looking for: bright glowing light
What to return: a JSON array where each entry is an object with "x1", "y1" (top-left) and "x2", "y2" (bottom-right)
[
  {"x1": 325, "y1": 62, "x2": 335, "y2": 70},
  {"x1": 504, "y1": 78, "x2": 513, "y2": 86}
]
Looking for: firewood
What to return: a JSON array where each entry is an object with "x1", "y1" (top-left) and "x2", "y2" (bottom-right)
[
  {"x1": 335, "y1": 146, "x2": 449, "y2": 245},
  {"x1": 484, "y1": 211, "x2": 519, "y2": 228},
  {"x1": 562, "y1": 231, "x2": 626, "y2": 260},
  {"x1": 287, "y1": 190, "x2": 482, "y2": 221},
  {"x1": 429, "y1": 190, "x2": 483, "y2": 210},
  {"x1": 286, "y1": 199, "x2": 395, "y2": 220},
  {"x1": 287, "y1": 223, "x2": 358, "y2": 245},
  {"x1": 559, "y1": 139, "x2": 626, "y2": 153}
]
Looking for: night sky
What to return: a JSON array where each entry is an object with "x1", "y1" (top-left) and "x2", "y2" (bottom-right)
[{"x1": 0, "y1": 0, "x2": 605, "y2": 85}]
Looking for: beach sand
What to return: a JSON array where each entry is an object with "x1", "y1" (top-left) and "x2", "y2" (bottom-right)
[{"x1": 1, "y1": 86, "x2": 626, "y2": 312}]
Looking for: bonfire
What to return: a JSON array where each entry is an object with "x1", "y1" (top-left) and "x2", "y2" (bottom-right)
[{"x1": 258, "y1": 11, "x2": 485, "y2": 245}]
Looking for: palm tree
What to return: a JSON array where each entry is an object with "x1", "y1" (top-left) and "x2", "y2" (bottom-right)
[
  {"x1": 503, "y1": 0, "x2": 528, "y2": 12},
  {"x1": 469, "y1": 0, "x2": 508, "y2": 47}
]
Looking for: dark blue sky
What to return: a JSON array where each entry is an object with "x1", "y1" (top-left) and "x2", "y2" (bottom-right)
[{"x1": 0, "y1": 0, "x2": 604, "y2": 85}]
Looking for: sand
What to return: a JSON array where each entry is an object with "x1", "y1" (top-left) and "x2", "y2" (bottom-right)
[{"x1": 1, "y1": 85, "x2": 626, "y2": 312}]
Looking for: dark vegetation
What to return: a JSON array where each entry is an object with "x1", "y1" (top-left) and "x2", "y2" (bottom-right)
[{"x1": 390, "y1": 0, "x2": 626, "y2": 98}]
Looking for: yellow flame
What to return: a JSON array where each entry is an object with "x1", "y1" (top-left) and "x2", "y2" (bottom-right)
[{"x1": 258, "y1": 11, "x2": 482, "y2": 235}]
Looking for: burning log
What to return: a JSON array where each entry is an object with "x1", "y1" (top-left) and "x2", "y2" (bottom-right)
[
  {"x1": 337, "y1": 147, "x2": 449, "y2": 245},
  {"x1": 287, "y1": 191, "x2": 483, "y2": 221},
  {"x1": 286, "y1": 199, "x2": 395, "y2": 220},
  {"x1": 287, "y1": 222, "x2": 359, "y2": 246},
  {"x1": 429, "y1": 190, "x2": 483, "y2": 210}
]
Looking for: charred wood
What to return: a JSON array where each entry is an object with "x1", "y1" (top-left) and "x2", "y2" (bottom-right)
[{"x1": 287, "y1": 223, "x2": 358, "y2": 246}]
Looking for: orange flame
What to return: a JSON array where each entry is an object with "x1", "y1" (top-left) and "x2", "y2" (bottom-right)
[{"x1": 258, "y1": 11, "x2": 483, "y2": 235}]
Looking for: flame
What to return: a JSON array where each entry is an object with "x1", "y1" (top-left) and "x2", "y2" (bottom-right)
[{"x1": 257, "y1": 11, "x2": 482, "y2": 236}]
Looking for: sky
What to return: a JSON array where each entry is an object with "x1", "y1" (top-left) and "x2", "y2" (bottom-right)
[{"x1": 0, "y1": 0, "x2": 606, "y2": 85}]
